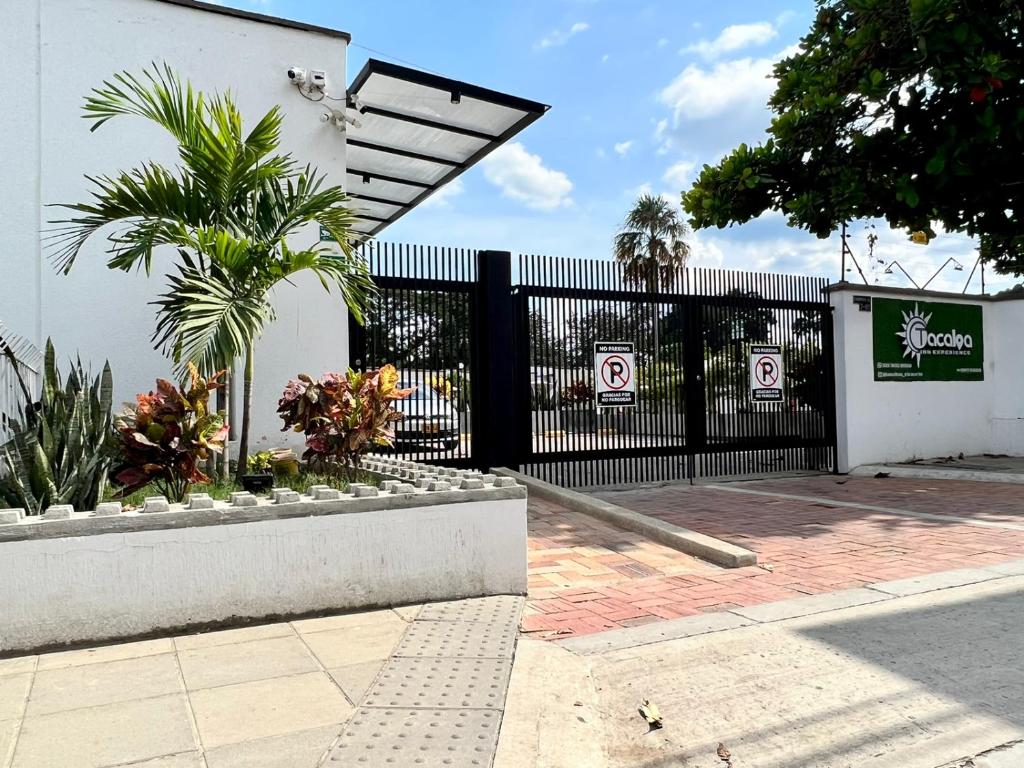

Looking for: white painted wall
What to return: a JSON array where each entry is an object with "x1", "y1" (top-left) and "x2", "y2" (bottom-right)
[
  {"x1": 1, "y1": 0, "x2": 352, "y2": 449},
  {"x1": 831, "y1": 285, "x2": 1024, "y2": 470},
  {"x1": 988, "y1": 298, "x2": 1024, "y2": 454},
  {"x1": 0, "y1": 497, "x2": 528, "y2": 651}
]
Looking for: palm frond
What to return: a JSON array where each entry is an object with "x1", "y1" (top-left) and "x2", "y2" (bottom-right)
[
  {"x1": 151, "y1": 259, "x2": 270, "y2": 375},
  {"x1": 48, "y1": 163, "x2": 208, "y2": 273},
  {"x1": 83, "y1": 62, "x2": 203, "y2": 144},
  {"x1": 276, "y1": 244, "x2": 376, "y2": 324}
]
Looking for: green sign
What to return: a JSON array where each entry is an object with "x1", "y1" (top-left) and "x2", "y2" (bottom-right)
[
  {"x1": 872, "y1": 298, "x2": 984, "y2": 381},
  {"x1": 319, "y1": 225, "x2": 336, "y2": 242}
]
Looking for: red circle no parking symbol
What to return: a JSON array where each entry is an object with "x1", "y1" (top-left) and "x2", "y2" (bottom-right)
[{"x1": 600, "y1": 355, "x2": 631, "y2": 390}]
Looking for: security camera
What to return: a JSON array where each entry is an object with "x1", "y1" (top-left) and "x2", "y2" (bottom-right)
[{"x1": 287, "y1": 67, "x2": 308, "y2": 85}]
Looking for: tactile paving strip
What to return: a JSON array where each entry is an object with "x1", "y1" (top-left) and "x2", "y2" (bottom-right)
[
  {"x1": 418, "y1": 595, "x2": 524, "y2": 625},
  {"x1": 394, "y1": 619, "x2": 517, "y2": 659},
  {"x1": 327, "y1": 708, "x2": 501, "y2": 766},
  {"x1": 364, "y1": 656, "x2": 512, "y2": 709}
]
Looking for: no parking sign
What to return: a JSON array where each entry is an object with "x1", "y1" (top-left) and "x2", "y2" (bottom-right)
[
  {"x1": 749, "y1": 344, "x2": 784, "y2": 402},
  {"x1": 594, "y1": 342, "x2": 636, "y2": 407}
]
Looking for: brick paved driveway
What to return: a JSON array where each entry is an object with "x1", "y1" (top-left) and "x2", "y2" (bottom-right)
[{"x1": 524, "y1": 475, "x2": 1024, "y2": 639}]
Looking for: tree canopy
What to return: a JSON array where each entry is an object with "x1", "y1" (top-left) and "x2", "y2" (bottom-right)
[{"x1": 682, "y1": 0, "x2": 1024, "y2": 274}]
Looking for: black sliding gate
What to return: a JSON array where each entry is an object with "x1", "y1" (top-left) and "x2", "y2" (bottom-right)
[{"x1": 351, "y1": 243, "x2": 837, "y2": 487}]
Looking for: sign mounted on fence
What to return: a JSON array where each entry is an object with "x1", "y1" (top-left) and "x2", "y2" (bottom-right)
[
  {"x1": 872, "y1": 298, "x2": 984, "y2": 381},
  {"x1": 594, "y1": 342, "x2": 636, "y2": 407},
  {"x1": 749, "y1": 344, "x2": 784, "y2": 402}
]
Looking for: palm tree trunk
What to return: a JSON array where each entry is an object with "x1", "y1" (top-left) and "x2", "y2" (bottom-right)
[
  {"x1": 218, "y1": 371, "x2": 230, "y2": 482},
  {"x1": 235, "y1": 340, "x2": 254, "y2": 481}
]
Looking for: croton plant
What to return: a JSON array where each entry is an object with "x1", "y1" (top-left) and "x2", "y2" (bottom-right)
[
  {"x1": 277, "y1": 365, "x2": 413, "y2": 472},
  {"x1": 113, "y1": 364, "x2": 228, "y2": 502}
]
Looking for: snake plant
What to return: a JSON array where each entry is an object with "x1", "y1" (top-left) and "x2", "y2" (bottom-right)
[{"x1": 0, "y1": 340, "x2": 115, "y2": 515}]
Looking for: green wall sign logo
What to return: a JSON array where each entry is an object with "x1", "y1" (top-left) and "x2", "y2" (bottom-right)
[{"x1": 872, "y1": 298, "x2": 984, "y2": 381}]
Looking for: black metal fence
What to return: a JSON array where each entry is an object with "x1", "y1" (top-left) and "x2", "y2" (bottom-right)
[{"x1": 351, "y1": 244, "x2": 836, "y2": 487}]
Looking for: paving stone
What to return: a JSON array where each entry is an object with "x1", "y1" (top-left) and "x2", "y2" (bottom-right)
[
  {"x1": 364, "y1": 656, "x2": 512, "y2": 709},
  {"x1": 12, "y1": 694, "x2": 195, "y2": 768},
  {"x1": 203, "y1": 724, "x2": 342, "y2": 768},
  {"x1": 327, "y1": 660, "x2": 387, "y2": 704},
  {"x1": 390, "y1": 483, "x2": 416, "y2": 495},
  {"x1": 0, "y1": 656, "x2": 35, "y2": 678},
  {"x1": 177, "y1": 636, "x2": 319, "y2": 691},
  {"x1": 327, "y1": 707, "x2": 501, "y2": 767},
  {"x1": 313, "y1": 487, "x2": 341, "y2": 501},
  {"x1": 291, "y1": 609, "x2": 404, "y2": 635},
  {"x1": 394, "y1": 620, "x2": 516, "y2": 659},
  {"x1": 459, "y1": 478, "x2": 485, "y2": 490},
  {"x1": 42, "y1": 504, "x2": 73, "y2": 520},
  {"x1": 419, "y1": 596, "x2": 524, "y2": 625},
  {"x1": 481, "y1": 474, "x2": 497, "y2": 484},
  {"x1": 26, "y1": 654, "x2": 181, "y2": 716},
  {"x1": 379, "y1": 480, "x2": 400, "y2": 492},
  {"x1": 272, "y1": 490, "x2": 301, "y2": 504},
  {"x1": 306, "y1": 484, "x2": 330, "y2": 496},
  {"x1": 493, "y1": 477, "x2": 518, "y2": 488},
  {"x1": 188, "y1": 672, "x2": 351, "y2": 749},
  {"x1": 142, "y1": 496, "x2": 170, "y2": 514},
  {"x1": 352, "y1": 485, "x2": 379, "y2": 498},
  {"x1": 36, "y1": 638, "x2": 174, "y2": 671},
  {"x1": 426, "y1": 480, "x2": 452, "y2": 492},
  {"x1": 0, "y1": 674, "x2": 32, "y2": 720},
  {"x1": 174, "y1": 623, "x2": 295, "y2": 651},
  {"x1": 0, "y1": 508, "x2": 24, "y2": 524},
  {"x1": 93, "y1": 502, "x2": 122, "y2": 516},
  {"x1": 300, "y1": 623, "x2": 406, "y2": 668}
]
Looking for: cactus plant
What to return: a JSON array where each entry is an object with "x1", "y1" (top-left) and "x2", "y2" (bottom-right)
[{"x1": 0, "y1": 340, "x2": 116, "y2": 515}]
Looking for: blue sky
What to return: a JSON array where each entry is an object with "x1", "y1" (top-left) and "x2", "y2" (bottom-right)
[{"x1": 237, "y1": 0, "x2": 1004, "y2": 293}]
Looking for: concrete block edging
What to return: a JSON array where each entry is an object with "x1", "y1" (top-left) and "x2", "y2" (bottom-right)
[{"x1": 492, "y1": 467, "x2": 757, "y2": 569}]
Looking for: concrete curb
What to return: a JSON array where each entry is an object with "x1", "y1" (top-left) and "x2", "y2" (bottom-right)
[
  {"x1": 492, "y1": 467, "x2": 757, "y2": 569},
  {"x1": 556, "y1": 557, "x2": 1024, "y2": 655},
  {"x1": 853, "y1": 463, "x2": 1024, "y2": 484}
]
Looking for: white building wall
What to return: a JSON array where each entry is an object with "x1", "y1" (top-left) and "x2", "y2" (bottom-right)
[
  {"x1": 831, "y1": 285, "x2": 1024, "y2": 471},
  {"x1": 2, "y1": 0, "x2": 352, "y2": 449},
  {"x1": 988, "y1": 298, "x2": 1024, "y2": 454}
]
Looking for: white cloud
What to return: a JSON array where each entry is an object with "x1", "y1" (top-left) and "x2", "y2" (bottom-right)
[
  {"x1": 537, "y1": 21, "x2": 589, "y2": 49},
  {"x1": 613, "y1": 140, "x2": 634, "y2": 157},
  {"x1": 657, "y1": 37, "x2": 669, "y2": 47},
  {"x1": 481, "y1": 142, "x2": 573, "y2": 211},
  {"x1": 653, "y1": 118, "x2": 672, "y2": 154},
  {"x1": 419, "y1": 178, "x2": 463, "y2": 209},
  {"x1": 663, "y1": 159, "x2": 697, "y2": 190},
  {"x1": 659, "y1": 55, "x2": 776, "y2": 121},
  {"x1": 684, "y1": 21, "x2": 778, "y2": 60},
  {"x1": 596, "y1": 147, "x2": 606, "y2": 159},
  {"x1": 601, "y1": 53, "x2": 610, "y2": 63}
]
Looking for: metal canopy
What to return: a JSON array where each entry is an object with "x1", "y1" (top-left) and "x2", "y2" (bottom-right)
[{"x1": 345, "y1": 59, "x2": 549, "y2": 238}]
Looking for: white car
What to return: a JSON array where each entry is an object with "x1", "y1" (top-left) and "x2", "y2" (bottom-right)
[{"x1": 393, "y1": 381, "x2": 461, "y2": 452}]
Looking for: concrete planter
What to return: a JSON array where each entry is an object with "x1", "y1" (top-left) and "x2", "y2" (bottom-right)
[{"x1": 0, "y1": 459, "x2": 527, "y2": 652}]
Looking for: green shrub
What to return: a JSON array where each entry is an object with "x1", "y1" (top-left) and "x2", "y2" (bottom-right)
[{"x1": 0, "y1": 340, "x2": 116, "y2": 515}]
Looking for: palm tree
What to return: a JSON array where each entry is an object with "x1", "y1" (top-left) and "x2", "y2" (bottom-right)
[
  {"x1": 613, "y1": 194, "x2": 691, "y2": 360},
  {"x1": 49, "y1": 64, "x2": 374, "y2": 479}
]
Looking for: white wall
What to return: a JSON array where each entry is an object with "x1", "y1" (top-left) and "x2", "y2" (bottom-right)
[
  {"x1": 1, "y1": 0, "x2": 352, "y2": 448},
  {"x1": 988, "y1": 298, "x2": 1024, "y2": 454},
  {"x1": 0, "y1": 497, "x2": 528, "y2": 651},
  {"x1": 831, "y1": 285, "x2": 1024, "y2": 470}
]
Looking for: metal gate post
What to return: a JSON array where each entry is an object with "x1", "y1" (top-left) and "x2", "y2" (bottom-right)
[
  {"x1": 348, "y1": 311, "x2": 367, "y2": 372},
  {"x1": 682, "y1": 297, "x2": 707, "y2": 481},
  {"x1": 473, "y1": 250, "x2": 518, "y2": 471}
]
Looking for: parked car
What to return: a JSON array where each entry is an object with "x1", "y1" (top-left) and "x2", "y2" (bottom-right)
[{"x1": 393, "y1": 380, "x2": 461, "y2": 451}]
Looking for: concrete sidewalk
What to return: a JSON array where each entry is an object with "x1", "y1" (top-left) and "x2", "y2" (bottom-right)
[
  {"x1": 496, "y1": 569, "x2": 1024, "y2": 768},
  {"x1": 0, "y1": 595, "x2": 522, "y2": 768}
]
